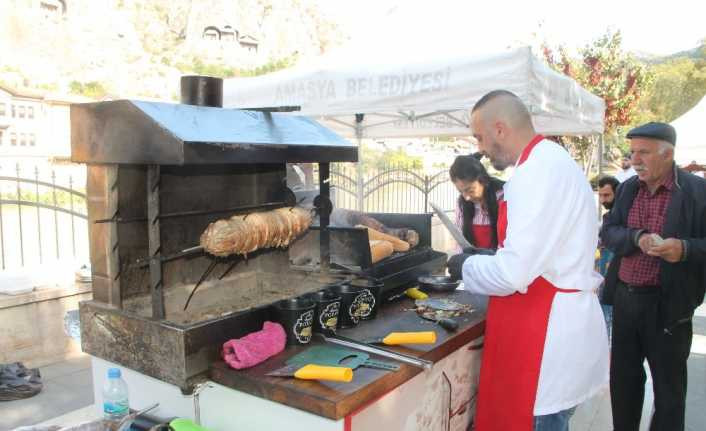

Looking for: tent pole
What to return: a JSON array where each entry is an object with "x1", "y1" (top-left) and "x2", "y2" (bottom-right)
[
  {"x1": 597, "y1": 134, "x2": 604, "y2": 221},
  {"x1": 598, "y1": 134, "x2": 604, "y2": 178},
  {"x1": 355, "y1": 114, "x2": 365, "y2": 211}
]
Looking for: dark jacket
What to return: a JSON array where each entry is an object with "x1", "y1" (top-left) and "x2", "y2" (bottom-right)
[{"x1": 600, "y1": 166, "x2": 706, "y2": 330}]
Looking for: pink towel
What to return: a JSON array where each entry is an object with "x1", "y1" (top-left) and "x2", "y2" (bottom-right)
[{"x1": 222, "y1": 321, "x2": 286, "y2": 369}]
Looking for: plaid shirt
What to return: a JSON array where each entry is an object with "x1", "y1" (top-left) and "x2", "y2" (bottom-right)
[{"x1": 618, "y1": 172, "x2": 674, "y2": 286}]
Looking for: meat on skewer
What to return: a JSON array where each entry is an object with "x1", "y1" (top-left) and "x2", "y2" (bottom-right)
[{"x1": 200, "y1": 207, "x2": 312, "y2": 257}]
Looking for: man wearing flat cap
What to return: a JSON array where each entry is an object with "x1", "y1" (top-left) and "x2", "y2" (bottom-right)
[{"x1": 600, "y1": 122, "x2": 706, "y2": 430}]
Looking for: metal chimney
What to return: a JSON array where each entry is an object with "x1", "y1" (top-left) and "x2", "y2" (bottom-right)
[{"x1": 180, "y1": 75, "x2": 223, "y2": 107}]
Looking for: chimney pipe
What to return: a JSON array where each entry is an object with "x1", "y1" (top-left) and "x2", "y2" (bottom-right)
[{"x1": 180, "y1": 75, "x2": 223, "y2": 107}]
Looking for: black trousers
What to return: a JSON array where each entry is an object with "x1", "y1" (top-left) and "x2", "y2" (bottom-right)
[{"x1": 610, "y1": 283, "x2": 693, "y2": 431}]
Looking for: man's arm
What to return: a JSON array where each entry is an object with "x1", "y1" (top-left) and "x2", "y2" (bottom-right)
[
  {"x1": 599, "y1": 184, "x2": 643, "y2": 257},
  {"x1": 682, "y1": 237, "x2": 706, "y2": 262},
  {"x1": 461, "y1": 158, "x2": 580, "y2": 296},
  {"x1": 649, "y1": 223, "x2": 706, "y2": 264},
  {"x1": 682, "y1": 200, "x2": 706, "y2": 263}
]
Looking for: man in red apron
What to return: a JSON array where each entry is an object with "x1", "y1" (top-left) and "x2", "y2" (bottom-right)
[{"x1": 447, "y1": 90, "x2": 608, "y2": 431}]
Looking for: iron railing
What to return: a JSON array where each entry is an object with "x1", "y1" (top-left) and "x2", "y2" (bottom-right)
[
  {"x1": 0, "y1": 162, "x2": 456, "y2": 269},
  {"x1": 0, "y1": 164, "x2": 87, "y2": 270},
  {"x1": 326, "y1": 163, "x2": 457, "y2": 213}
]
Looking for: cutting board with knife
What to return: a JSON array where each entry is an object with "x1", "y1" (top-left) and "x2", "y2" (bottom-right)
[
  {"x1": 209, "y1": 290, "x2": 485, "y2": 420},
  {"x1": 266, "y1": 331, "x2": 437, "y2": 381},
  {"x1": 285, "y1": 345, "x2": 400, "y2": 371}
]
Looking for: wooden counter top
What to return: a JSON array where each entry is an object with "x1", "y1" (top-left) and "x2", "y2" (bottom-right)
[{"x1": 209, "y1": 290, "x2": 485, "y2": 420}]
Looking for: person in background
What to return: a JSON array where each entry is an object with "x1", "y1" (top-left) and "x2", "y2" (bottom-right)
[
  {"x1": 597, "y1": 175, "x2": 620, "y2": 339},
  {"x1": 687, "y1": 160, "x2": 705, "y2": 178},
  {"x1": 448, "y1": 90, "x2": 608, "y2": 431},
  {"x1": 598, "y1": 175, "x2": 619, "y2": 212},
  {"x1": 600, "y1": 122, "x2": 706, "y2": 431},
  {"x1": 450, "y1": 154, "x2": 504, "y2": 250},
  {"x1": 615, "y1": 154, "x2": 637, "y2": 183}
]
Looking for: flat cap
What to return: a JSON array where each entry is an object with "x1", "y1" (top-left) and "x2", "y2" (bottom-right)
[{"x1": 626, "y1": 122, "x2": 676, "y2": 146}]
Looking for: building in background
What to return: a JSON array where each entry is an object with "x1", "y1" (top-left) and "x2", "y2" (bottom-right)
[{"x1": 0, "y1": 83, "x2": 86, "y2": 167}]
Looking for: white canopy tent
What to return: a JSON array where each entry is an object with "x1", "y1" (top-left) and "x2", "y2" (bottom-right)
[
  {"x1": 222, "y1": 2, "x2": 606, "y2": 218},
  {"x1": 223, "y1": 46, "x2": 605, "y2": 140},
  {"x1": 672, "y1": 95, "x2": 706, "y2": 165},
  {"x1": 223, "y1": 1, "x2": 604, "y2": 140}
]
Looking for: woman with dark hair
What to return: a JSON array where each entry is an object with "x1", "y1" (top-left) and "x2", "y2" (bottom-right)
[{"x1": 449, "y1": 154, "x2": 504, "y2": 249}]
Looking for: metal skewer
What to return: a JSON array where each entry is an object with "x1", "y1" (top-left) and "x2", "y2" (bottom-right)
[{"x1": 183, "y1": 260, "x2": 219, "y2": 311}]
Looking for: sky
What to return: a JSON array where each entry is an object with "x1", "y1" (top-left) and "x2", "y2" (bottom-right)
[{"x1": 319, "y1": 0, "x2": 705, "y2": 57}]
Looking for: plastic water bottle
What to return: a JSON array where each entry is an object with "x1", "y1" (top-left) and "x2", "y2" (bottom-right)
[{"x1": 103, "y1": 368, "x2": 129, "y2": 423}]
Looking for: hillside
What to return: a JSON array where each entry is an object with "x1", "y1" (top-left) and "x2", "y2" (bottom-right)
[
  {"x1": 635, "y1": 42, "x2": 706, "y2": 64},
  {"x1": 0, "y1": 0, "x2": 345, "y2": 100}
]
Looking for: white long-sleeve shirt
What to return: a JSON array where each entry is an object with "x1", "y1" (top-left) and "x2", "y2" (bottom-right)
[{"x1": 462, "y1": 139, "x2": 609, "y2": 415}]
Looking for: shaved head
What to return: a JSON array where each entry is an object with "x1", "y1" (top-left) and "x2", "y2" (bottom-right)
[
  {"x1": 472, "y1": 90, "x2": 533, "y2": 129},
  {"x1": 470, "y1": 90, "x2": 536, "y2": 170}
]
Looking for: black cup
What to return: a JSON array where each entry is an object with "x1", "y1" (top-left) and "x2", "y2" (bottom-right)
[
  {"x1": 303, "y1": 290, "x2": 341, "y2": 333},
  {"x1": 350, "y1": 278, "x2": 384, "y2": 320},
  {"x1": 273, "y1": 298, "x2": 316, "y2": 345},
  {"x1": 328, "y1": 282, "x2": 375, "y2": 329}
]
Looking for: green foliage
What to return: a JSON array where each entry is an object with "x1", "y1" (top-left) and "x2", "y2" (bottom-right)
[
  {"x1": 544, "y1": 30, "x2": 653, "y2": 132},
  {"x1": 360, "y1": 145, "x2": 423, "y2": 170},
  {"x1": 635, "y1": 44, "x2": 706, "y2": 125},
  {"x1": 1, "y1": 189, "x2": 85, "y2": 212},
  {"x1": 68, "y1": 81, "x2": 108, "y2": 99},
  {"x1": 542, "y1": 30, "x2": 653, "y2": 169},
  {"x1": 190, "y1": 58, "x2": 235, "y2": 78},
  {"x1": 37, "y1": 83, "x2": 58, "y2": 91},
  {"x1": 176, "y1": 55, "x2": 298, "y2": 79},
  {"x1": 236, "y1": 56, "x2": 299, "y2": 77}
]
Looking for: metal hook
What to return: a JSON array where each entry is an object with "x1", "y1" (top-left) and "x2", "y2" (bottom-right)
[
  {"x1": 183, "y1": 259, "x2": 219, "y2": 311},
  {"x1": 218, "y1": 257, "x2": 242, "y2": 280}
]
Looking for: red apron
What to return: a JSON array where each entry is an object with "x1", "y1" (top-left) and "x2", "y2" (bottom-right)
[
  {"x1": 471, "y1": 224, "x2": 494, "y2": 249},
  {"x1": 474, "y1": 135, "x2": 578, "y2": 431}
]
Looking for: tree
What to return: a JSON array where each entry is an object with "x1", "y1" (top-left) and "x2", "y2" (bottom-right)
[
  {"x1": 360, "y1": 143, "x2": 423, "y2": 171},
  {"x1": 635, "y1": 43, "x2": 706, "y2": 125},
  {"x1": 542, "y1": 30, "x2": 653, "y2": 170}
]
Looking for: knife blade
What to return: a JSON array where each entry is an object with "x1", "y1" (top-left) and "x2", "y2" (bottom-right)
[
  {"x1": 266, "y1": 363, "x2": 353, "y2": 382},
  {"x1": 429, "y1": 202, "x2": 473, "y2": 250},
  {"x1": 362, "y1": 331, "x2": 437, "y2": 345},
  {"x1": 315, "y1": 332, "x2": 434, "y2": 369},
  {"x1": 418, "y1": 313, "x2": 459, "y2": 331}
]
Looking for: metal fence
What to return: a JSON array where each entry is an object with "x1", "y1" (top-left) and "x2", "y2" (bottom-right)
[
  {"x1": 0, "y1": 163, "x2": 88, "y2": 270},
  {"x1": 0, "y1": 162, "x2": 455, "y2": 269},
  {"x1": 327, "y1": 163, "x2": 457, "y2": 213}
]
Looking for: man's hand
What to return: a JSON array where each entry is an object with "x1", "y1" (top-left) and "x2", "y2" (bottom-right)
[
  {"x1": 647, "y1": 238, "x2": 683, "y2": 263},
  {"x1": 637, "y1": 233, "x2": 655, "y2": 254},
  {"x1": 447, "y1": 253, "x2": 473, "y2": 281}
]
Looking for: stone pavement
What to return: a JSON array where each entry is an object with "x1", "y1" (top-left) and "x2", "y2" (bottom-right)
[{"x1": 0, "y1": 355, "x2": 93, "y2": 431}]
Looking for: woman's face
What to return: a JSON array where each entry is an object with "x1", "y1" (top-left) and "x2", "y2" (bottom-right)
[{"x1": 453, "y1": 179, "x2": 484, "y2": 204}]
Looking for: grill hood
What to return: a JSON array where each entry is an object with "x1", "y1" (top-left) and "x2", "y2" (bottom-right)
[{"x1": 70, "y1": 100, "x2": 358, "y2": 165}]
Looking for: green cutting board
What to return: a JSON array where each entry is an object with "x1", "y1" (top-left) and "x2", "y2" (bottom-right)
[{"x1": 286, "y1": 345, "x2": 398, "y2": 370}]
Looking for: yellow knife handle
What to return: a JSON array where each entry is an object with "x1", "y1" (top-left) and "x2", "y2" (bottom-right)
[
  {"x1": 405, "y1": 287, "x2": 428, "y2": 299},
  {"x1": 382, "y1": 331, "x2": 437, "y2": 345},
  {"x1": 293, "y1": 364, "x2": 353, "y2": 382}
]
